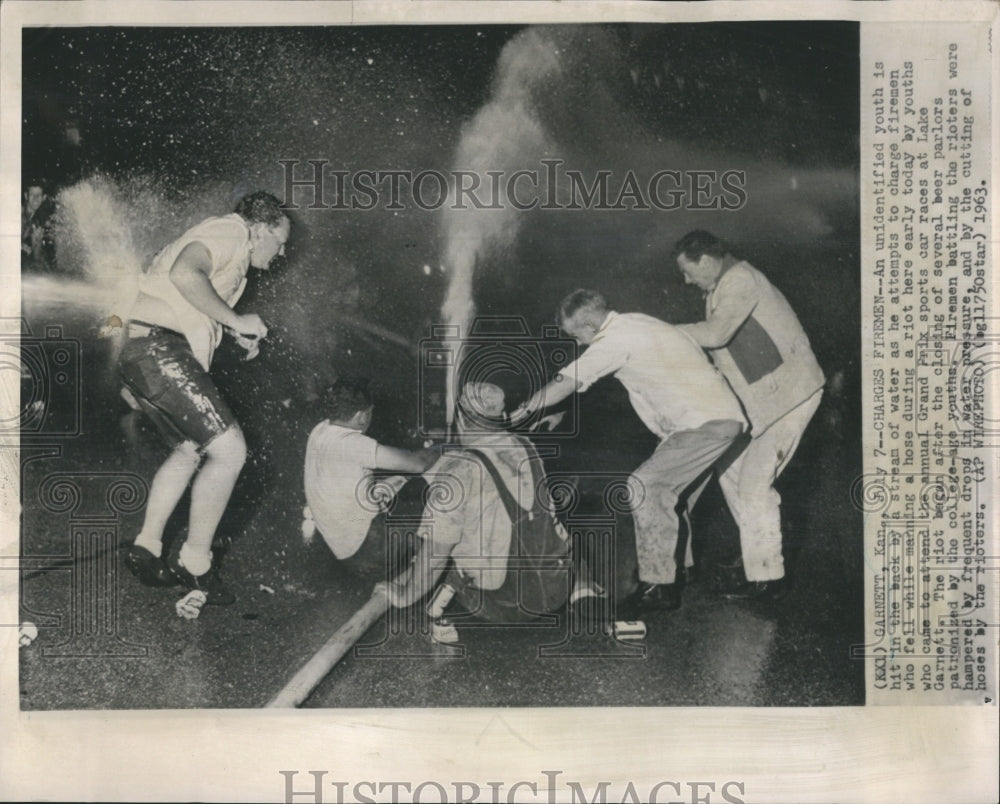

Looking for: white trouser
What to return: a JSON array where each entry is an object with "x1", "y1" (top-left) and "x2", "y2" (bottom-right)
[{"x1": 719, "y1": 389, "x2": 823, "y2": 582}]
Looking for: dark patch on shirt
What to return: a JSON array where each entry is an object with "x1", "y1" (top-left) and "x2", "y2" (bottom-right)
[{"x1": 728, "y1": 314, "x2": 783, "y2": 385}]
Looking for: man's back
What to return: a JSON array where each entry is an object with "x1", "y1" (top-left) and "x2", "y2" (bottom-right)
[
  {"x1": 133, "y1": 213, "x2": 252, "y2": 369},
  {"x1": 705, "y1": 261, "x2": 825, "y2": 433},
  {"x1": 423, "y1": 433, "x2": 537, "y2": 591},
  {"x1": 304, "y1": 421, "x2": 380, "y2": 560},
  {"x1": 570, "y1": 311, "x2": 744, "y2": 440}
]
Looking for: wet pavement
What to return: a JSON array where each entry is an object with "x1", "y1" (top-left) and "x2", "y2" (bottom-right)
[{"x1": 17, "y1": 300, "x2": 864, "y2": 710}]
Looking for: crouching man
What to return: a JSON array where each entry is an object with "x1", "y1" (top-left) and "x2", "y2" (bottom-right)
[
  {"x1": 385, "y1": 382, "x2": 599, "y2": 633},
  {"x1": 303, "y1": 378, "x2": 438, "y2": 580}
]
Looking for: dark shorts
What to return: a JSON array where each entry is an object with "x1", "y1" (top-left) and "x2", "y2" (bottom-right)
[
  {"x1": 118, "y1": 323, "x2": 238, "y2": 449},
  {"x1": 339, "y1": 478, "x2": 428, "y2": 581}
]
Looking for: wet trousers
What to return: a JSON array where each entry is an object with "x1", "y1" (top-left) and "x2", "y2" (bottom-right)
[
  {"x1": 629, "y1": 419, "x2": 743, "y2": 585},
  {"x1": 716, "y1": 390, "x2": 823, "y2": 582}
]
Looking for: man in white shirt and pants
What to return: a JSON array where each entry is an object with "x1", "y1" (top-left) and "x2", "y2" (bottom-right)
[
  {"x1": 674, "y1": 230, "x2": 825, "y2": 600},
  {"x1": 514, "y1": 289, "x2": 746, "y2": 615}
]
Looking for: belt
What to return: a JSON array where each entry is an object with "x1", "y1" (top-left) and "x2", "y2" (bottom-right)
[{"x1": 127, "y1": 320, "x2": 183, "y2": 338}]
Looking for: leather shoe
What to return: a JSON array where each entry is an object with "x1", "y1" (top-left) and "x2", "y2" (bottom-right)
[
  {"x1": 723, "y1": 577, "x2": 789, "y2": 602},
  {"x1": 124, "y1": 545, "x2": 177, "y2": 587},
  {"x1": 166, "y1": 548, "x2": 236, "y2": 606},
  {"x1": 619, "y1": 581, "x2": 682, "y2": 619}
]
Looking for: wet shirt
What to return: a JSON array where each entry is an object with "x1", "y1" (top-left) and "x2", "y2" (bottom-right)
[
  {"x1": 137, "y1": 213, "x2": 252, "y2": 370},
  {"x1": 304, "y1": 422, "x2": 381, "y2": 560},
  {"x1": 680, "y1": 260, "x2": 825, "y2": 435},
  {"x1": 420, "y1": 434, "x2": 535, "y2": 591},
  {"x1": 559, "y1": 311, "x2": 744, "y2": 441}
]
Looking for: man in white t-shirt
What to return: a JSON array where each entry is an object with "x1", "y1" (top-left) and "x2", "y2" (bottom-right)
[
  {"x1": 513, "y1": 289, "x2": 746, "y2": 615},
  {"x1": 119, "y1": 191, "x2": 290, "y2": 605},
  {"x1": 304, "y1": 378, "x2": 436, "y2": 580}
]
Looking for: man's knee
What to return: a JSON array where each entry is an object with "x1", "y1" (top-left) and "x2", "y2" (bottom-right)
[
  {"x1": 625, "y1": 472, "x2": 648, "y2": 513},
  {"x1": 204, "y1": 426, "x2": 247, "y2": 469},
  {"x1": 738, "y1": 464, "x2": 780, "y2": 499},
  {"x1": 172, "y1": 440, "x2": 202, "y2": 469}
]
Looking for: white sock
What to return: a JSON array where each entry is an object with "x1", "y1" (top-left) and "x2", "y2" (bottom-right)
[
  {"x1": 569, "y1": 581, "x2": 606, "y2": 605},
  {"x1": 178, "y1": 544, "x2": 212, "y2": 577},
  {"x1": 133, "y1": 533, "x2": 162, "y2": 557}
]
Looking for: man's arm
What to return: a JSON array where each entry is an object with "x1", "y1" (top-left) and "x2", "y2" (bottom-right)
[
  {"x1": 511, "y1": 373, "x2": 582, "y2": 424},
  {"x1": 374, "y1": 444, "x2": 438, "y2": 474},
  {"x1": 512, "y1": 329, "x2": 627, "y2": 424},
  {"x1": 169, "y1": 241, "x2": 267, "y2": 339},
  {"x1": 679, "y1": 270, "x2": 758, "y2": 349}
]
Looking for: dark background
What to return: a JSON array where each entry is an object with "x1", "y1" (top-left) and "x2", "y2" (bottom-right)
[
  {"x1": 19, "y1": 22, "x2": 864, "y2": 708},
  {"x1": 22, "y1": 20, "x2": 859, "y2": 449}
]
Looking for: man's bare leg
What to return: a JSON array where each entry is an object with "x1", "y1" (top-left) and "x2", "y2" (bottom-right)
[
  {"x1": 133, "y1": 441, "x2": 201, "y2": 557},
  {"x1": 178, "y1": 426, "x2": 247, "y2": 576}
]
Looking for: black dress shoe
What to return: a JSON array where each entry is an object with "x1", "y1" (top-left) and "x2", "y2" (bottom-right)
[
  {"x1": 124, "y1": 545, "x2": 177, "y2": 587},
  {"x1": 723, "y1": 577, "x2": 789, "y2": 602},
  {"x1": 166, "y1": 548, "x2": 236, "y2": 606},
  {"x1": 211, "y1": 532, "x2": 233, "y2": 559},
  {"x1": 619, "y1": 581, "x2": 682, "y2": 619}
]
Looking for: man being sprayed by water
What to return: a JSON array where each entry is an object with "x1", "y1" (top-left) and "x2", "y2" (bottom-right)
[
  {"x1": 386, "y1": 381, "x2": 602, "y2": 641},
  {"x1": 118, "y1": 190, "x2": 290, "y2": 605},
  {"x1": 512, "y1": 290, "x2": 746, "y2": 617}
]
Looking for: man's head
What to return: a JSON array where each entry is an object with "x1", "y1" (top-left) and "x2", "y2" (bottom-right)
[
  {"x1": 23, "y1": 183, "x2": 47, "y2": 213},
  {"x1": 557, "y1": 289, "x2": 610, "y2": 346},
  {"x1": 456, "y1": 381, "x2": 507, "y2": 434},
  {"x1": 672, "y1": 230, "x2": 728, "y2": 292},
  {"x1": 235, "y1": 191, "x2": 291, "y2": 270},
  {"x1": 322, "y1": 377, "x2": 374, "y2": 432}
]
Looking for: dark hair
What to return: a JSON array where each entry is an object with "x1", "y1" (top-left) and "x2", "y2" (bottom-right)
[
  {"x1": 672, "y1": 230, "x2": 728, "y2": 262},
  {"x1": 558, "y1": 288, "x2": 608, "y2": 323},
  {"x1": 23, "y1": 180, "x2": 49, "y2": 195},
  {"x1": 322, "y1": 378, "x2": 373, "y2": 422},
  {"x1": 234, "y1": 191, "x2": 287, "y2": 227}
]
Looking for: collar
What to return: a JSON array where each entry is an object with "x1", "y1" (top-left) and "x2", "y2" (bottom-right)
[
  {"x1": 593, "y1": 310, "x2": 617, "y2": 339},
  {"x1": 706, "y1": 254, "x2": 739, "y2": 294}
]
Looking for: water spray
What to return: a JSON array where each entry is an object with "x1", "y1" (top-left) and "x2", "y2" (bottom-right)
[{"x1": 438, "y1": 29, "x2": 563, "y2": 433}]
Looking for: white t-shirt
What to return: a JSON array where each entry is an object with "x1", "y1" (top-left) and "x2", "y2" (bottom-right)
[
  {"x1": 304, "y1": 422, "x2": 381, "y2": 559},
  {"x1": 137, "y1": 213, "x2": 252, "y2": 370}
]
